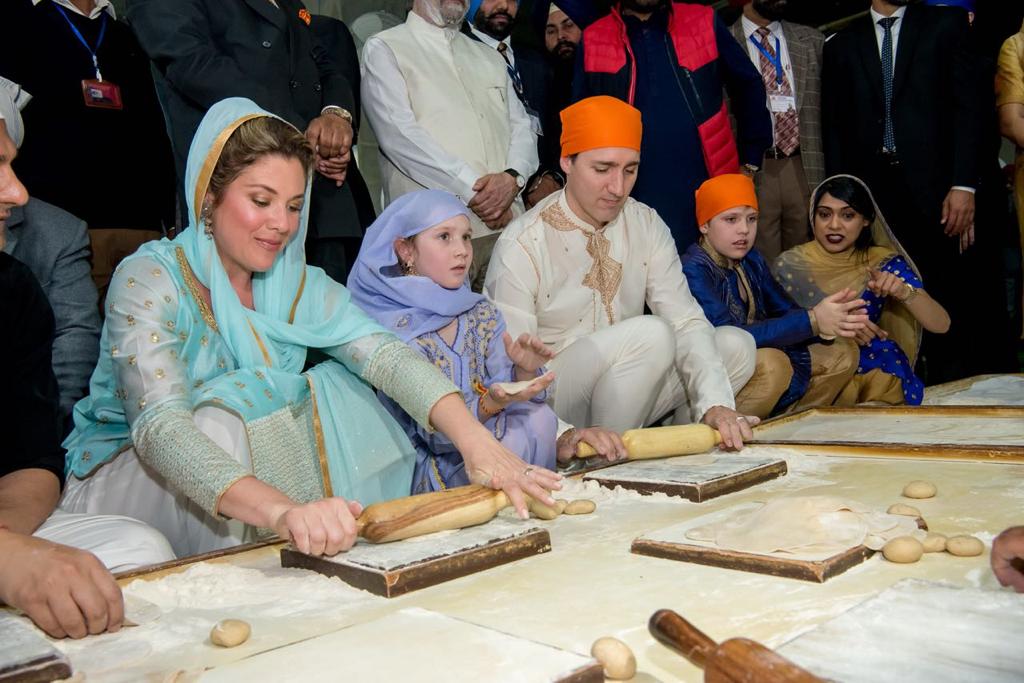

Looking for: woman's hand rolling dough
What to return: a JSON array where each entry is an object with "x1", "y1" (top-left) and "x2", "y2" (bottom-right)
[
  {"x1": 701, "y1": 406, "x2": 760, "y2": 450},
  {"x1": 991, "y1": 526, "x2": 1024, "y2": 592},
  {"x1": 269, "y1": 498, "x2": 363, "y2": 557},
  {"x1": 556, "y1": 427, "x2": 626, "y2": 464}
]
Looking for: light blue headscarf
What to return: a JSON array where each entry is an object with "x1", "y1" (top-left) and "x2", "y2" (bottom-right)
[
  {"x1": 347, "y1": 190, "x2": 483, "y2": 342},
  {"x1": 468, "y1": 0, "x2": 483, "y2": 23},
  {"x1": 174, "y1": 98, "x2": 413, "y2": 503},
  {"x1": 179, "y1": 97, "x2": 383, "y2": 372}
]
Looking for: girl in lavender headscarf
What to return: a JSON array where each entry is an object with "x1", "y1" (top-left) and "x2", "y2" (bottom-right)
[{"x1": 349, "y1": 190, "x2": 624, "y2": 492}]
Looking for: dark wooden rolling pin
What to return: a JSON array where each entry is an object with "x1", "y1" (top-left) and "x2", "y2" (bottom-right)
[
  {"x1": 648, "y1": 609, "x2": 823, "y2": 682},
  {"x1": 576, "y1": 424, "x2": 722, "y2": 460}
]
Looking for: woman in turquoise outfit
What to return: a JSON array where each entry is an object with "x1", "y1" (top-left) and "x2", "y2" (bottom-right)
[{"x1": 60, "y1": 99, "x2": 561, "y2": 558}]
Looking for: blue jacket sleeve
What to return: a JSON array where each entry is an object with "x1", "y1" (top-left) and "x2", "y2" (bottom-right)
[{"x1": 714, "y1": 15, "x2": 773, "y2": 166}]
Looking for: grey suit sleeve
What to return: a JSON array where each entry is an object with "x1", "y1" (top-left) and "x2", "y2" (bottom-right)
[{"x1": 48, "y1": 217, "x2": 100, "y2": 422}]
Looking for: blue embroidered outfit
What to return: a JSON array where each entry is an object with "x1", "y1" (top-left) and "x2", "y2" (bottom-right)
[{"x1": 348, "y1": 190, "x2": 558, "y2": 493}]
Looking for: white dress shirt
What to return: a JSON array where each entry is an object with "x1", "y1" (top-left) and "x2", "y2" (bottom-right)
[
  {"x1": 741, "y1": 16, "x2": 797, "y2": 101},
  {"x1": 32, "y1": 0, "x2": 115, "y2": 20},
  {"x1": 470, "y1": 26, "x2": 516, "y2": 68}
]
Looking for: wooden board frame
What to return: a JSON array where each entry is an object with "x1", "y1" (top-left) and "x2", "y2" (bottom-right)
[
  {"x1": 281, "y1": 528, "x2": 551, "y2": 597},
  {"x1": 0, "y1": 656, "x2": 72, "y2": 683},
  {"x1": 631, "y1": 537, "x2": 873, "y2": 583},
  {"x1": 750, "y1": 406, "x2": 1024, "y2": 462},
  {"x1": 583, "y1": 459, "x2": 788, "y2": 502}
]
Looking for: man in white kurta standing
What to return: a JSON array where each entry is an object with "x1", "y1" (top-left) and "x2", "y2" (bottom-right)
[
  {"x1": 486, "y1": 96, "x2": 759, "y2": 448},
  {"x1": 361, "y1": 0, "x2": 539, "y2": 290}
]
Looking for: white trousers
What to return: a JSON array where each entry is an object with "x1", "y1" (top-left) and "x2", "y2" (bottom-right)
[
  {"x1": 34, "y1": 511, "x2": 176, "y2": 572},
  {"x1": 60, "y1": 407, "x2": 256, "y2": 559},
  {"x1": 547, "y1": 316, "x2": 755, "y2": 433}
]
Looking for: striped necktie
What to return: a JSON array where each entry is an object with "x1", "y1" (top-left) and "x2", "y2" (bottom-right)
[{"x1": 878, "y1": 17, "x2": 898, "y2": 152}]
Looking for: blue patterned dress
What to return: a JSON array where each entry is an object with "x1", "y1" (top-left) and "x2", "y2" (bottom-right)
[
  {"x1": 380, "y1": 300, "x2": 559, "y2": 493},
  {"x1": 857, "y1": 255, "x2": 924, "y2": 405}
]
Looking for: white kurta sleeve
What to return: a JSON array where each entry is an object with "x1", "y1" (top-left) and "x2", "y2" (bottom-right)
[
  {"x1": 360, "y1": 37, "x2": 480, "y2": 198},
  {"x1": 504, "y1": 77, "x2": 540, "y2": 181},
  {"x1": 484, "y1": 234, "x2": 540, "y2": 340},
  {"x1": 643, "y1": 215, "x2": 736, "y2": 419}
]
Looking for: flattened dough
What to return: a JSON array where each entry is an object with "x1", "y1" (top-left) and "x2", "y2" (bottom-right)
[
  {"x1": 492, "y1": 380, "x2": 537, "y2": 395},
  {"x1": 685, "y1": 496, "x2": 922, "y2": 555}
]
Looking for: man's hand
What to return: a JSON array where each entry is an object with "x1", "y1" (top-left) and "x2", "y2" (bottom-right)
[
  {"x1": 556, "y1": 427, "x2": 627, "y2": 464},
  {"x1": 0, "y1": 532, "x2": 124, "y2": 639},
  {"x1": 484, "y1": 207, "x2": 514, "y2": 232},
  {"x1": 992, "y1": 526, "x2": 1024, "y2": 593},
  {"x1": 316, "y1": 153, "x2": 350, "y2": 186},
  {"x1": 468, "y1": 172, "x2": 518, "y2": 223},
  {"x1": 305, "y1": 114, "x2": 353, "y2": 161},
  {"x1": 525, "y1": 174, "x2": 561, "y2": 209},
  {"x1": 701, "y1": 406, "x2": 760, "y2": 450},
  {"x1": 941, "y1": 188, "x2": 975, "y2": 237}
]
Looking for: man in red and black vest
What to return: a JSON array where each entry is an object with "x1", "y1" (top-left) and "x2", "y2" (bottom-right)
[{"x1": 573, "y1": 0, "x2": 772, "y2": 254}]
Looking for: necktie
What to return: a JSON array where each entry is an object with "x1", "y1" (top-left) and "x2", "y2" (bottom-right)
[
  {"x1": 496, "y1": 42, "x2": 526, "y2": 103},
  {"x1": 755, "y1": 27, "x2": 799, "y2": 156},
  {"x1": 879, "y1": 17, "x2": 898, "y2": 152}
]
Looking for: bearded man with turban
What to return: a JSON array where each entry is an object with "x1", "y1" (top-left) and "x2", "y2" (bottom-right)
[{"x1": 486, "y1": 96, "x2": 758, "y2": 449}]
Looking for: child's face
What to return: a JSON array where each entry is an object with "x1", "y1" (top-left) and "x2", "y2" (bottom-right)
[
  {"x1": 402, "y1": 215, "x2": 473, "y2": 289},
  {"x1": 812, "y1": 192, "x2": 869, "y2": 254},
  {"x1": 701, "y1": 205, "x2": 757, "y2": 261}
]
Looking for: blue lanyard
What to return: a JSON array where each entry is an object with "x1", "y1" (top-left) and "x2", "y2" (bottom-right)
[
  {"x1": 54, "y1": 5, "x2": 108, "y2": 81},
  {"x1": 750, "y1": 33, "x2": 784, "y2": 87}
]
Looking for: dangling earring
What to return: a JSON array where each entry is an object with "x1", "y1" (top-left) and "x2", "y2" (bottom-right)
[
  {"x1": 401, "y1": 260, "x2": 417, "y2": 276},
  {"x1": 201, "y1": 204, "x2": 214, "y2": 238}
]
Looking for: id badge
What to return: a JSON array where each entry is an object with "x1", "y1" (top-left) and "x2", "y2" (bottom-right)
[
  {"x1": 769, "y1": 94, "x2": 795, "y2": 113},
  {"x1": 81, "y1": 79, "x2": 123, "y2": 110}
]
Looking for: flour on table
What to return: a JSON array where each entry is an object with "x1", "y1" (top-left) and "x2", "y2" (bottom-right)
[{"x1": 923, "y1": 376, "x2": 1024, "y2": 406}]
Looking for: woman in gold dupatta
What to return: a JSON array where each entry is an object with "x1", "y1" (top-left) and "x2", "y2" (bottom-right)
[
  {"x1": 775, "y1": 176, "x2": 950, "y2": 405},
  {"x1": 997, "y1": 18, "x2": 1024, "y2": 336}
]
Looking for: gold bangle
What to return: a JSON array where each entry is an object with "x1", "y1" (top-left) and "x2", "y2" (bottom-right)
[{"x1": 900, "y1": 283, "x2": 919, "y2": 304}]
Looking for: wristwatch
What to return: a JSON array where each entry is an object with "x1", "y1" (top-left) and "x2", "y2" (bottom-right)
[
  {"x1": 900, "y1": 282, "x2": 919, "y2": 304},
  {"x1": 321, "y1": 105, "x2": 353, "y2": 124},
  {"x1": 504, "y1": 168, "x2": 526, "y2": 194}
]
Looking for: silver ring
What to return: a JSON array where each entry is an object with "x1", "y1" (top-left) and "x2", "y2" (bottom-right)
[
  {"x1": 736, "y1": 416, "x2": 748, "y2": 422},
  {"x1": 523, "y1": 466, "x2": 535, "y2": 477}
]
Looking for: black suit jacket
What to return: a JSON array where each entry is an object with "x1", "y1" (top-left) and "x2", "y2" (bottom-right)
[
  {"x1": 822, "y1": 5, "x2": 980, "y2": 222},
  {"x1": 127, "y1": 0, "x2": 372, "y2": 238}
]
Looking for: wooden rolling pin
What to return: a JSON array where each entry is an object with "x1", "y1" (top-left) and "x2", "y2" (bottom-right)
[
  {"x1": 356, "y1": 484, "x2": 510, "y2": 543},
  {"x1": 576, "y1": 424, "x2": 721, "y2": 460},
  {"x1": 648, "y1": 609, "x2": 822, "y2": 683}
]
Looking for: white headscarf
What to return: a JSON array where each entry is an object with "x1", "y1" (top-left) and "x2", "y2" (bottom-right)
[{"x1": 0, "y1": 77, "x2": 31, "y2": 149}]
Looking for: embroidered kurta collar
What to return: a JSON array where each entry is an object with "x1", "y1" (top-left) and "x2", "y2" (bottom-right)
[{"x1": 541, "y1": 192, "x2": 623, "y2": 325}]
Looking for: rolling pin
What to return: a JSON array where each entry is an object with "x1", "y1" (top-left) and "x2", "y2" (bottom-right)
[
  {"x1": 356, "y1": 484, "x2": 511, "y2": 543},
  {"x1": 576, "y1": 424, "x2": 722, "y2": 460},
  {"x1": 648, "y1": 609, "x2": 822, "y2": 683}
]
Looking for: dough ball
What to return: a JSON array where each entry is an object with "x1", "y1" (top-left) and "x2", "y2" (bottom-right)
[
  {"x1": 210, "y1": 619, "x2": 251, "y2": 648},
  {"x1": 921, "y1": 532, "x2": 947, "y2": 553},
  {"x1": 882, "y1": 536, "x2": 924, "y2": 563},
  {"x1": 902, "y1": 481, "x2": 937, "y2": 499},
  {"x1": 590, "y1": 636, "x2": 636, "y2": 680},
  {"x1": 564, "y1": 499, "x2": 597, "y2": 515},
  {"x1": 554, "y1": 499, "x2": 569, "y2": 515},
  {"x1": 527, "y1": 499, "x2": 561, "y2": 520},
  {"x1": 946, "y1": 535, "x2": 984, "y2": 557},
  {"x1": 887, "y1": 503, "x2": 921, "y2": 517}
]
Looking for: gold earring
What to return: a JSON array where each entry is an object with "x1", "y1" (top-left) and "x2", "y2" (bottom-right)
[
  {"x1": 401, "y1": 260, "x2": 417, "y2": 276},
  {"x1": 201, "y1": 205, "x2": 214, "y2": 237}
]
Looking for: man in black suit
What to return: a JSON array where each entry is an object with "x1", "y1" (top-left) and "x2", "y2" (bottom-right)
[
  {"x1": 463, "y1": 0, "x2": 564, "y2": 208},
  {"x1": 127, "y1": 0, "x2": 375, "y2": 283},
  {"x1": 822, "y1": 0, "x2": 988, "y2": 383}
]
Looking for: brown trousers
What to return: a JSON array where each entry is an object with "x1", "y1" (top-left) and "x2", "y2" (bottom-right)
[
  {"x1": 736, "y1": 340, "x2": 859, "y2": 418},
  {"x1": 753, "y1": 155, "x2": 812, "y2": 264},
  {"x1": 836, "y1": 368, "x2": 905, "y2": 406},
  {"x1": 89, "y1": 228, "x2": 163, "y2": 311}
]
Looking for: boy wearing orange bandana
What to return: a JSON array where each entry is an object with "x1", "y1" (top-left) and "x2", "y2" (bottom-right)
[
  {"x1": 486, "y1": 96, "x2": 759, "y2": 449},
  {"x1": 682, "y1": 174, "x2": 862, "y2": 417}
]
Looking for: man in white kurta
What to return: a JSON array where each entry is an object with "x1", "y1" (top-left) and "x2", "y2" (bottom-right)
[
  {"x1": 361, "y1": 0, "x2": 539, "y2": 289},
  {"x1": 485, "y1": 96, "x2": 758, "y2": 445}
]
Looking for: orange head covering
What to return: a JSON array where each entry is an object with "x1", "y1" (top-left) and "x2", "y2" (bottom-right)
[
  {"x1": 695, "y1": 174, "x2": 759, "y2": 226},
  {"x1": 560, "y1": 96, "x2": 642, "y2": 157}
]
